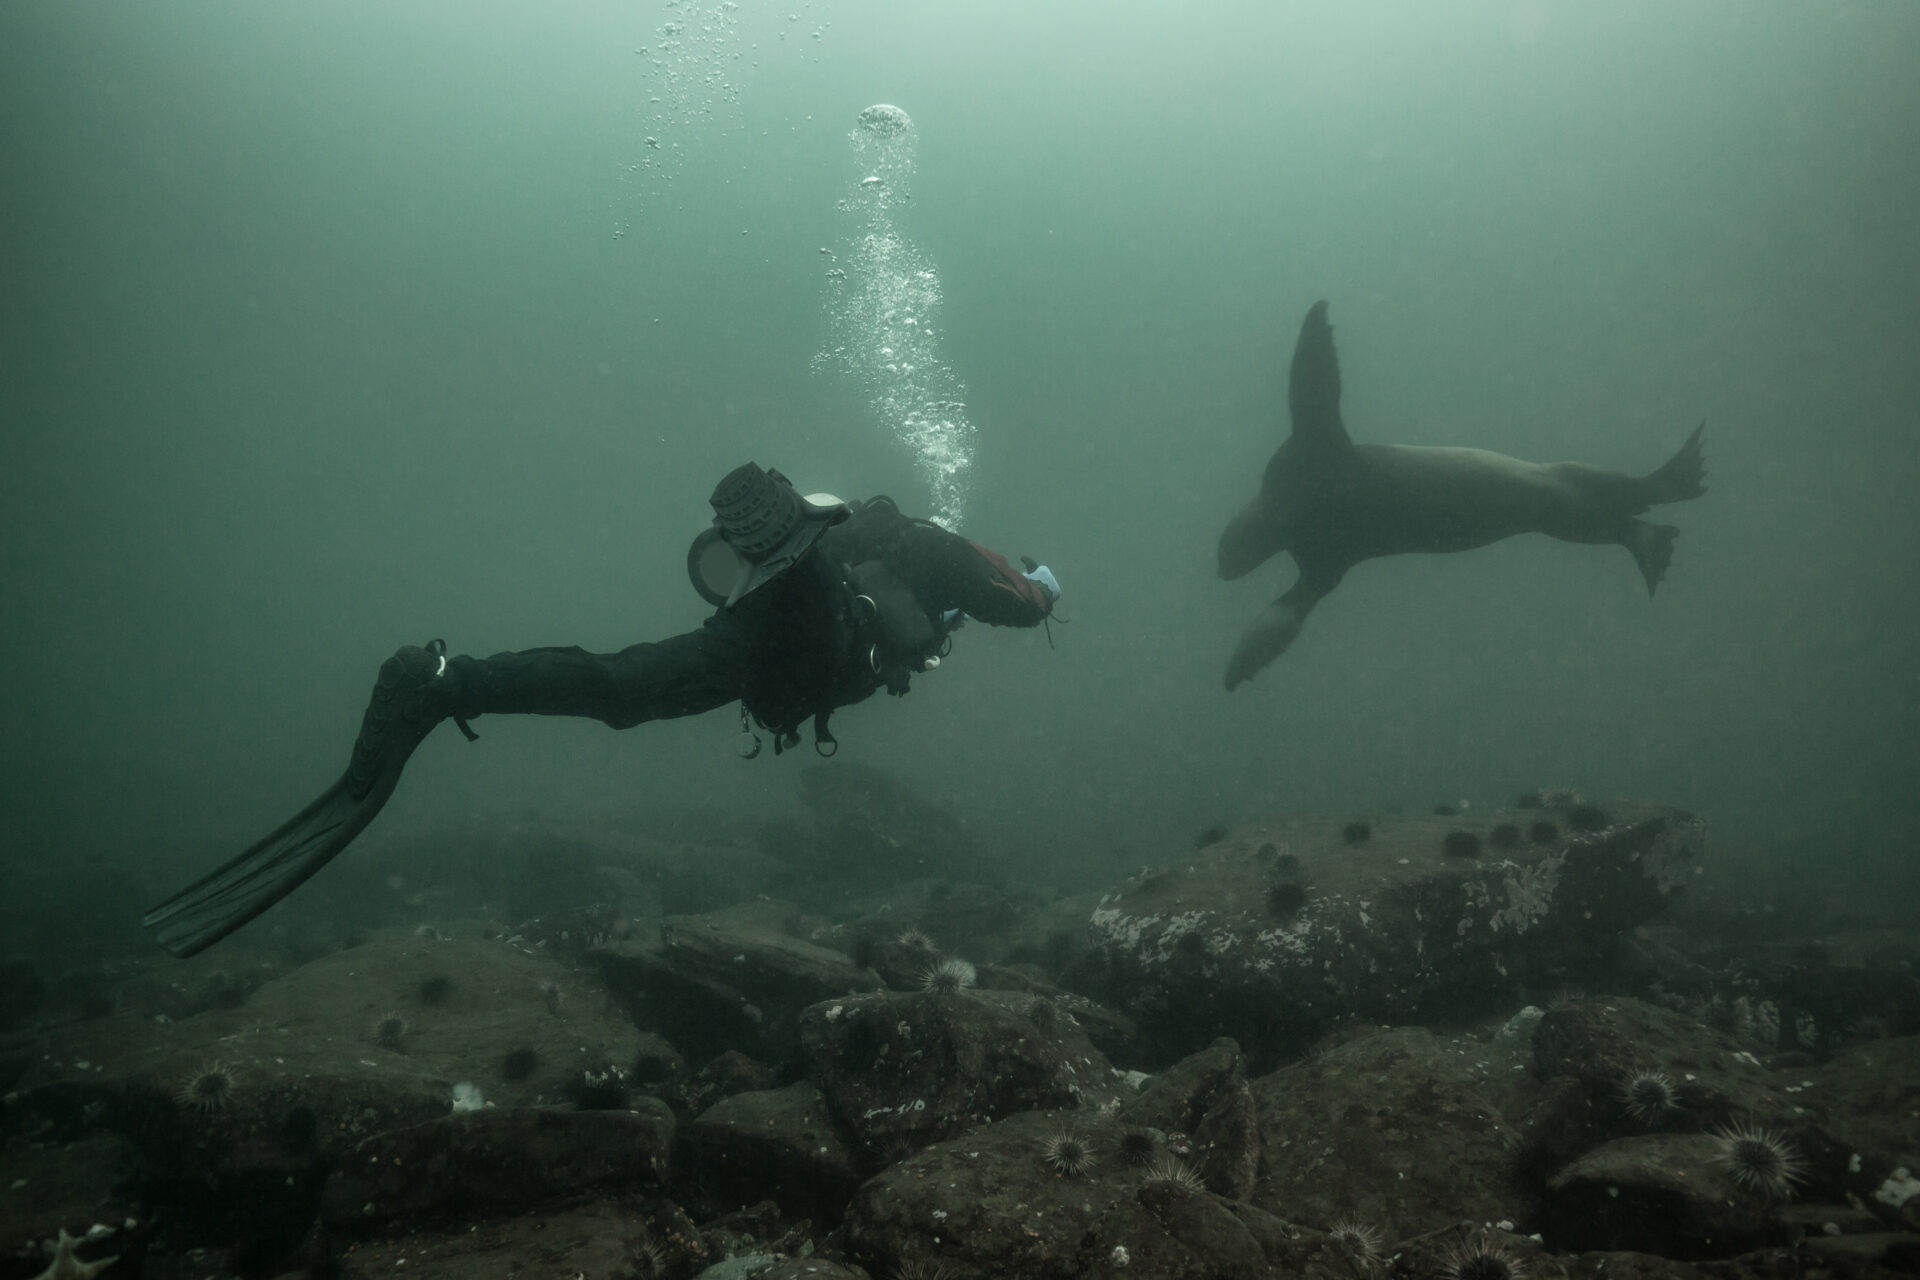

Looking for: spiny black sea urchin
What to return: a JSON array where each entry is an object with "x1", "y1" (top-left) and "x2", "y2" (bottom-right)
[
  {"x1": 1041, "y1": 1129, "x2": 1094, "y2": 1177},
  {"x1": 1619, "y1": 1069, "x2": 1679, "y2": 1126},
  {"x1": 891, "y1": 1261, "x2": 953, "y2": 1280},
  {"x1": 178, "y1": 1061, "x2": 235, "y2": 1113},
  {"x1": 1143, "y1": 1154, "x2": 1206, "y2": 1192},
  {"x1": 918, "y1": 958, "x2": 976, "y2": 994},
  {"x1": 1713, "y1": 1121, "x2": 1807, "y2": 1199},
  {"x1": 1117, "y1": 1127, "x2": 1158, "y2": 1165},
  {"x1": 373, "y1": 1012, "x2": 409, "y2": 1051},
  {"x1": 1442, "y1": 1233, "x2": 1525, "y2": 1280},
  {"x1": 1328, "y1": 1218, "x2": 1385, "y2": 1268}
]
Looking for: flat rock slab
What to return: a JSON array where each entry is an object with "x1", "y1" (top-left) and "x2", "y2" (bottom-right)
[
  {"x1": 845, "y1": 1108, "x2": 1330, "y2": 1280},
  {"x1": 0, "y1": 928, "x2": 650, "y2": 1242},
  {"x1": 0, "y1": 1131, "x2": 137, "y2": 1257},
  {"x1": 326, "y1": 1200, "x2": 685, "y2": 1280},
  {"x1": 6, "y1": 926, "x2": 647, "y2": 1120},
  {"x1": 1073, "y1": 799, "x2": 1704, "y2": 1061},
  {"x1": 321, "y1": 1101, "x2": 674, "y2": 1227},
  {"x1": 1248, "y1": 1026, "x2": 1533, "y2": 1241},
  {"x1": 593, "y1": 911, "x2": 883, "y2": 1064}
]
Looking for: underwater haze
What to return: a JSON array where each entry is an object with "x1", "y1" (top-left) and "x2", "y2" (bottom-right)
[{"x1": 3, "y1": 1, "x2": 1918, "y2": 958}]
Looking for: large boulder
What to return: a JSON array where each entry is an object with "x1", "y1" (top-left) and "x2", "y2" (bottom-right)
[
  {"x1": 1247, "y1": 1025, "x2": 1533, "y2": 1242},
  {"x1": 686, "y1": 1082, "x2": 863, "y2": 1223},
  {"x1": 1541, "y1": 1133, "x2": 1792, "y2": 1258},
  {"x1": 1069, "y1": 798, "x2": 1704, "y2": 1062},
  {"x1": 592, "y1": 903, "x2": 884, "y2": 1064},
  {"x1": 320, "y1": 1101, "x2": 674, "y2": 1228},
  {"x1": 799, "y1": 987, "x2": 1128, "y2": 1169},
  {"x1": 844, "y1": 1107, "x2": 1339, "y2": 1280}
]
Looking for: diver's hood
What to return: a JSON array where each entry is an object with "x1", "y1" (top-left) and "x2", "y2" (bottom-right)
[{"x1": 688, "y1": 481, "x2": 850, "y2": 608}]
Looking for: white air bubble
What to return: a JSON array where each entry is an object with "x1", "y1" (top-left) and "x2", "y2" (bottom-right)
[{"x1": 818, "y1": 105, "x2": 974, "y2": 528}]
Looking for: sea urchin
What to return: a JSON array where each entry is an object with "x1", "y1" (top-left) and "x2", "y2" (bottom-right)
[
  {"x1": 178, "y1": 1061, "x2": 235, "y2": 1114},
  {"x1": 1117, "y1": 1126, "x2": 1158, "y2": 1165},
  {"x1": 1619, "y1": 1069, "x2": 1679, "y2": 1126},
  {"x1": 1328, "y1": 1217, "x2": 1385, "y2": 1268},
  {"x1": 1713, "y1": 1121, "x2": 1807, "y2": 1199},
  {"x1": 1441, "y1": 1233, "x2": 1525, "y2": 1280},
  {"x1": 373, "y1": 1012, "x2": 409, "y2": 1051},
  {"x1": 1143, "y1": 1154, "x2": 1206, "y2": 1192},
  {"x1": 1041, "y1": 1129, "x2": 1094, "y2": 1177},
  {"x1": 918, "y1": 957, "x2": 976, "y2": 994}
]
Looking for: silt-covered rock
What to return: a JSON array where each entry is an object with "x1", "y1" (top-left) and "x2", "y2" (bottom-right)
[
  {"x1": 1072, "y1": 799, "x2": 1703, "y2": 1062},
  {"x1": 800, "y1": 987, "x2": 1126, "y2": 1169}
]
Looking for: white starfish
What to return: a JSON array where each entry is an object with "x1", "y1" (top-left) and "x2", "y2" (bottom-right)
[{"x1": 33, "y1": 1229, "x2": 118, "y2": 1280}]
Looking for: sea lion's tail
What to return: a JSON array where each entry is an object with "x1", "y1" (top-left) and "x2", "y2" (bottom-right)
[
  {"x1": 1626, "y1": 520, "x2": 1680, "y2": 596},
  {"x1": 1646, "y1": 421, "x2": 1706, "y2": 504}
]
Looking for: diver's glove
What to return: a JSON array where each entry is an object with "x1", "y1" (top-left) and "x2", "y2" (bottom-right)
[{"x1": 1022, "y1": 563, "x2": 1061, "y2": 603}]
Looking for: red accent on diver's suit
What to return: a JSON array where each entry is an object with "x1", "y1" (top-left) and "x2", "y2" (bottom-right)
[{"x1": 968, "y1": 542, "x2": 1053, "y2": 624}]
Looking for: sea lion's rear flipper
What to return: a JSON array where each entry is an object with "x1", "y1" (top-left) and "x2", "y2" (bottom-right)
[
  {"x1": 1645, "y1": 420, "x2": 1707, "y2": 505},
  {"x1": 1624, "y1": 519, "x2": 1680, "y2": 597},
  {"x1": 1288, "y1": 301, "x2": 1352, "y2": 452}
]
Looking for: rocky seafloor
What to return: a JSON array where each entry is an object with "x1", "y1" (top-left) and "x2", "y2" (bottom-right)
[{"x1": 3, "y1": 784, "x2": 1918, "y2": 1280}]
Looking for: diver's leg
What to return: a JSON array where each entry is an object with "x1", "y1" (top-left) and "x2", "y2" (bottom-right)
[{"x1": 452, "y1": 629, "x2": 747, "y2": 730}]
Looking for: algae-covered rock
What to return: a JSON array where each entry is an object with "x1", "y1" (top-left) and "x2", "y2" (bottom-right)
[
  {"x1": 320, "y1": 1100, "x2": 673, "y2": 1227},
  {"x1": 800, "y1": 987, "x2": 1125, "y2": 1169},
  {"x1": 1248, "y1": 1026, "x2": 1532, "y2": 1242},
  {"x1": 1541, "y1": 1133, "x2": 1788, "y2": 1258},
  {"x1": 1071, "y1": 799, "x2": 1704, "y2": 1061},
  {"x1": 844, "y1": 1108, "x2": 1325, "y2": 1280},
  {"x1": 592, "y1": 905, "x2": 883, "y2": 1063},
  {"x1": 687, "y1": 1081, "x2": 863, "y2": 1222}
]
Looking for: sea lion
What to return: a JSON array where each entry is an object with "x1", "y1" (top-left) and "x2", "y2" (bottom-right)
[{"x1": 1220, "y1": 301, "x2": 1705, "y2": 689}]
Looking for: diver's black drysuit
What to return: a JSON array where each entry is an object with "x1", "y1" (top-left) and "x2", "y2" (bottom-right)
[
  {"x1": 144, "y1": 497, "x2": 1054, "y2": 958},
  {"x1": 455, "y1": 497, "x2": 1053, "y2": 745}
]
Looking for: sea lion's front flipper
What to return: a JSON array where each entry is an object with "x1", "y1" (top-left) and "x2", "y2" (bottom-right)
[
  {"x1": 1224, "y1": 559, "x2": 1347, "y2": 690},
  {"x1": 1288, "y1": 300, "x2": 1351, "y2": 452},
  {"x1": 1218, "y1": 489, "x2": 1289, "y2": 580}
]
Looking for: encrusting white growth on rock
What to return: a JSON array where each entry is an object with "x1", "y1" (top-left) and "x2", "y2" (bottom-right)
[{"x1": 1876, "y1": 1166, "x2": 1920, "y2": 1208}]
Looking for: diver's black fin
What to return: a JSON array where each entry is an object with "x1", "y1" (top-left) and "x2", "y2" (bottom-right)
[
  {"x1": 141, "y1": 769, "x2": 396, "y2": 958},
  {"x1": 144, "y1": 642, "x2": 454, "y2": 958},
  {"x1": 1288, "y1": 300, "x2": 1351, "y2": 451}
]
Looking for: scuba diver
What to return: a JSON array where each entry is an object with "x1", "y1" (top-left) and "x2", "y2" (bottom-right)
[{"x1": 143, "y1": 462, "x2": 1060, "y2": 958}]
